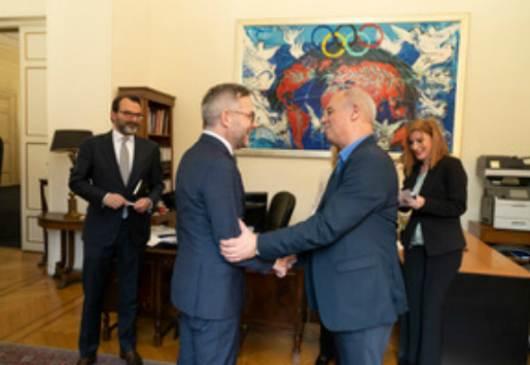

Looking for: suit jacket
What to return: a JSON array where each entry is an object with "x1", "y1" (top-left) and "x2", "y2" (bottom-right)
[
  {"x1": 401, "y1": 155, "x2": 467, "y2": 256},
  {"x1": 69, "y1": 131, "x2": 164, "y2": 246},
  {"x1": 257, "y1": 136, "x2": 408, "y2": 332},
  {"x1": 171, "y1": 134, "x2": 274, "y2": 320}
]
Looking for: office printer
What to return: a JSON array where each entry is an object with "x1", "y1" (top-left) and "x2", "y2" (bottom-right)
[{"x1": 477, "y1": 155, "x2": 530, "y2": 231}]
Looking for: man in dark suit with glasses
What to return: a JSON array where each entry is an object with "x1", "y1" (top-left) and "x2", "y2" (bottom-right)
[
  {"x1": 171, "y1": 83, "x2": 294, "y2": 365},
  {"x1": 70, "y1": 94, "x2": 164, "y2": 365}
]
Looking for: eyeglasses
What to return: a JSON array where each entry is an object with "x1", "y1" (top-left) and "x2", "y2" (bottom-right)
[
  {"x1": 118, "y1": 111, "x2": 144, "y2": 120},
  {"x1": 229, "y1": 110, "x2": 255, "y2": 123}
]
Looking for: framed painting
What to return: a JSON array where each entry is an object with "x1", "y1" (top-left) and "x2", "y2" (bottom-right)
[{"x1": 234, "y1": 14, "x2": 469, "y2": 158}]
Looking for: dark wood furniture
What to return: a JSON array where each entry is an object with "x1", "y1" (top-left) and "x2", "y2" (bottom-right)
[
  {"x1": 37, "y1": 212, "x2": 84, "y2": 288},
  {"x1": 39, "y1": 210, "x2": 178, "y2": 346},
  {"x1": 117, "y1": 87, "x2": 175, "y2": 193},
  {"x1": 240, "y1": 191, "x2": 305, "y2": 355},
  {"x1": 241, "y1": 267, "x2": 306, "y2": 354},
  {"x1": 37, "y1": 211, "x2": 176, "y2": 289},
  {"x1": 37, "y1": 178, "x2": 49, "y2": 268},
  {"x1": 102, "y1": 245, "x2": 178, "y2": 347},
  {"x1": 468, "y1": 220, "x2": 530, "y2": 246},
  {"x1": 439, "y1": 231, "x2": 530, "y2": 365}
]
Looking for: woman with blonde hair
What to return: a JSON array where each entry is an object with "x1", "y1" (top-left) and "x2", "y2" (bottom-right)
[{"x1": 398, "y1": 118, "x2": 467, "y2": 365}]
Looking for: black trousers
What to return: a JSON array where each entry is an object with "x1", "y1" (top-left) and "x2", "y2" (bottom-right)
[
  {"x1": 79, "y1": 219, "x2": 144, "y2": 357},
  {"x1": 399, "y1": 246, "x2": 462, "y2": 365},
  {"x1": 319, "y1": 321, "x2": 335, "y2": 358}
]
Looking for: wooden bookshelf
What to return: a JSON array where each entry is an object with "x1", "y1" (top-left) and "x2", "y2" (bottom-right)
[{"x1": 118, "y1": 87, "x2": 176, "y2": 192}]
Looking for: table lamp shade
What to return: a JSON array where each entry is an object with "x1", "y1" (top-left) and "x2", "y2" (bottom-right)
[
  {"x1": 50, "y1": 129, "x2": 93, "y2": 220},
  {"x1": 50, "y1": 130, "x2": 93, "y2": 153}
]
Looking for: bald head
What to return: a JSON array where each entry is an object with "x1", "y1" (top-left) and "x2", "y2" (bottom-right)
[
  {"x1": 321, "y1": 87, "x2": 376, "y2": 149},
  {"x1": 342, "y1": 88, "x2": 377, "y2": 125}
]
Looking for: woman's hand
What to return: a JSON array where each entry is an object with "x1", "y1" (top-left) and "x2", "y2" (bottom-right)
[{"x1": 406, "y1": 195, "x2": 425, "y2": 210}]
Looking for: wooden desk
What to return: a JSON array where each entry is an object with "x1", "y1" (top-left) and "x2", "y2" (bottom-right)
[
  {"x1": 37, "y1": 212, "x2": 84, "y2": 288},
  {"x1": 103, "y1": 245, "x2": 177, "y2": 347},
  {"x1": 439, "y1": 231, "x2": 530, "y2": 365},
  {"x1": 241, "y1": 267, "x2": 307, "y2": 355},
  {"x1": 37, "y1": 211, "x2": 176, "y2": 289},
  {"x1": 468, "y1": 220, "x2": 530, "y2": 246}
]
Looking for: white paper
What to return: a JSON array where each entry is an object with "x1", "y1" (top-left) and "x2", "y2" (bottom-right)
[{"x1": 148, "y1": 225, "x2": 177, "y2": 247}]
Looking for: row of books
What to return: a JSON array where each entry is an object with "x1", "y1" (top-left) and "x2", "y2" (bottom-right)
[{"x1": 148, "y1": 108, "x2": 170, "y2": 135}]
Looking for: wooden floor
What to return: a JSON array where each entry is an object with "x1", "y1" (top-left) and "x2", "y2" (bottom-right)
[{"x1": 0, "y1": 247, "x2": 402, "y2": 364}]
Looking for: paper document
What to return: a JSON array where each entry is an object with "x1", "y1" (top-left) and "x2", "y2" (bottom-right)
[{"x1": 148, "y1": 225, "x2": 177, "y2": 247}]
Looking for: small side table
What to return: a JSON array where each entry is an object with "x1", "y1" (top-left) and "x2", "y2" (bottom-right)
[{"x1": 37, "y1": 212, "x2": 84, "y2": 289}]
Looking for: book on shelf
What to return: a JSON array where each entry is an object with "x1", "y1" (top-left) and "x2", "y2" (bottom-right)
[{"x1": 147, "y1": 107, "x2": 169, "y2": 135}]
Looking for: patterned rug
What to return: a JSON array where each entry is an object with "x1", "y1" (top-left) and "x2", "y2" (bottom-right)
[{"x1": 0, "y1": 342, "x2": 172, "y2": 365}]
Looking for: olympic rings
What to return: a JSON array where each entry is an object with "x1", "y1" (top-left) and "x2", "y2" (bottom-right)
[
  {"x1": 345, "y1": 32, "x2": 370, "y2": 57},
  {"x1": 357, "y1": 23, "x2": 383, "y2": 48},
  {"x1": 311, "y1": 25, "x2": 335, "y2": 51},
  {"x1": 333, "y1": 24, "x2": 357, "y2": 49},
  {"x1": 311, "y1": 23, "x2": 385, "y2": 58},
  {"x1": 322, "y1": 32, "x2": 346, "y2": 58}
]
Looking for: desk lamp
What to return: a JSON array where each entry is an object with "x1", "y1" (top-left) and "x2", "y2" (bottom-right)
[{"x1": 50, "y1": 129, "x2": 93, "y2": 219}]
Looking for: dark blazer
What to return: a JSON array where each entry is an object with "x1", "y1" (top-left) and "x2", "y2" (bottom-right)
[
  {"x1": 257, "y1": 136, "x2": 408, "y2": 332},
  {"x1": 69, "y1": 131, "x2": 164, "y2": 245},
  {"x1": 171, "y1": 134, "x2": 274, "y2": 320},
  {"x1": 401, "y1": 155, "x2": 467, "y2": 256}
]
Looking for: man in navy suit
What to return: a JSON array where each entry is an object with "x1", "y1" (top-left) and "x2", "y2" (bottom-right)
[
  {"x1": 171, "y1": 83, "x2": 294, "y2": 365},
  {"x1": 70, "y1": 94, "x2": 164, "y2": 365},
  {"x1": 221, "y1": 88, "x2": 408, "y2": 365}
]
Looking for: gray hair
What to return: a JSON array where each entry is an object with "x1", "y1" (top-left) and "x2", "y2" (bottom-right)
[
  {"x1": 201, "y1": 83, "x2": 251, "y2": 128},
  {"x1": 343, "y1": 87, "x2": 377, "y2": 124}
]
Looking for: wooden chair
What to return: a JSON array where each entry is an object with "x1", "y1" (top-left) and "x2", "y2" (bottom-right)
[{"x1": 38, "y1": 179, "x2": 49, "y2": 267}]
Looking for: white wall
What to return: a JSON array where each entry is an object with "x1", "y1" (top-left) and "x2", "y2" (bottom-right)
[
  {"x1": 45, "y1": 0, "x2": 112, "y2": 269},
  {"x1": 147, "y1": 0, "x2": 530, "y2": 226},
  {"x1": 111, "y1": 0, "x2": 152, "y2": 91},
  {"x1": 1, "y1": 0, "x2": 45, "y2": 18},
  {"x1": 47, "y1": 0, "x2": 112, "y2": 213}
]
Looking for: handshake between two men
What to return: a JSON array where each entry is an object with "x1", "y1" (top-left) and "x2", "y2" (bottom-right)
[{"x1": 221, "y1": 219, "x2": 297, "y2": 278}]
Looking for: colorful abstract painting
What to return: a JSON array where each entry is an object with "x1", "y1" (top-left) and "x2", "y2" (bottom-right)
[{"x1": 235, "y1": 14, "x2": 468, "y2": 157}]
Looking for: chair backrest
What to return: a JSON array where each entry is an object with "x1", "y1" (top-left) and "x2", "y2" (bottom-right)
[
  {"x1": 265, "y1": 191, "x2": 296, "y2": 232},
  {"x1": 39, "y1": 179, "x2": 48, "y2": 213}
]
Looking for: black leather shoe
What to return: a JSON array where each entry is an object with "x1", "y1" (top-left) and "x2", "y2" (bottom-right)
[
  {"x1": 315, "y1": 354, "x2": 334, "y2": 365},
  {"x1": 77, "y1": 356, "x2": 96, "y2": 365},
  {"x1": 120, "y1": 350, "x2": 143, "y2": 365}
]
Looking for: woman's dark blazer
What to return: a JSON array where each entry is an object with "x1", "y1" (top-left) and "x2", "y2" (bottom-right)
[{"x1": 401, "y1": 155, "x2": 468, "y2": 256}]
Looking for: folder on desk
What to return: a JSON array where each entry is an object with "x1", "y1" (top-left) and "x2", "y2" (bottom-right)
[{"x1": 148, "y1": 225, "x2": 177, "y2": 247}]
